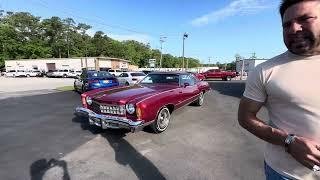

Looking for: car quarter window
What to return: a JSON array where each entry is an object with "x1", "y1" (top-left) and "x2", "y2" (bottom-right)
[
  {"x1": 191, "y1": 74, "x2": 199, "y2": 82},
  {"x1": 180, "y1": 75, "x2": 195, "y2": 86}
]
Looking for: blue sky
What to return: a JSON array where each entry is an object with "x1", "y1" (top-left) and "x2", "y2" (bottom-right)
[{"x1": 1, "y1": 0, "x2": 287, "y2": 63}]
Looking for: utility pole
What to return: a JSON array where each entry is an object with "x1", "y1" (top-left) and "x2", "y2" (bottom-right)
[
  {"x1": 182, "y1": 32, "x2": 188, "y2": 70},
  {"x1": 240, "y1": 59, "x2": 245, "y2": 80},
  {"x1": 208, "y1": 56, "x2": 212, "y2": 67},
  {"x1": 160, "y1": 35, "x2": 166, "y2": 68}
]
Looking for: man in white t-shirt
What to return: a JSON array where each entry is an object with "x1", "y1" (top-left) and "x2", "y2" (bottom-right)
[{"x1": 238, "y1": 0, "x2": 320, "y2": 179}]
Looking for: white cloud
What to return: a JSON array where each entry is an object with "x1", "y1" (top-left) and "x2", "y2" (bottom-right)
[{"x1": 191, "y1": 0, "x2": 271, "y2": 27}]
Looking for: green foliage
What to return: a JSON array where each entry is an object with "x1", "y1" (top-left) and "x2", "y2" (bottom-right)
[{"x1": 0, "y1": 11, "x2": 201, "y2": 68}]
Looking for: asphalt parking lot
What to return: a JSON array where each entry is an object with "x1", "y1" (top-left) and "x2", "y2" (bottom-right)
[{"x1": 0, "y1": 79, "x2": 269, "y2": 180}]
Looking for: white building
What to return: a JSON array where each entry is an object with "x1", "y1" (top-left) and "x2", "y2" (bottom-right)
[
  {"x1": 236, "y1": 59, "x2": 268, "y2": 74},
  {"x1": 5, "y1": 57, "x2": 131, "y2": 72}
]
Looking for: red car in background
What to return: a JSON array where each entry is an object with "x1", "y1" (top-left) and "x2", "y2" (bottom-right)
[
  {"x1": 75, "y1": 72, "x2": 210, "y2": 133},
  {"x1": 201, "y1": 69, "x2": 236, "y2": 81},
  {"x1": 190, "y1": 72, "x2": 205, "y2": 81}
]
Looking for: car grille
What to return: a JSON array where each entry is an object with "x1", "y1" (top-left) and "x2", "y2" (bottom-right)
[{"x1": 91, "y1": 101, "x2": 125, "y2": 115}]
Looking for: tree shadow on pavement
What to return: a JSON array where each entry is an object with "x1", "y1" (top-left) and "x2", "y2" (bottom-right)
[
  {"x1": 30, "y1": 158, "x2": 70, "y2": 180},
  {"x1": 72, "y1": 115, "x2": 166, "y2": 180}
]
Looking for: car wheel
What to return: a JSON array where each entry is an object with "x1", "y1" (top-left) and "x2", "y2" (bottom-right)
[
  {"x1": 13, "y1": 74, "x2": 16, "y2": 78},
  {"x1": 63, "y1": 74, "x2": 67, "y2": 78},
  {"x1": 27, "y1": 74, "x2": 30, "y2": 77},
  {"x1": 125, "y1": 82, "x2": 130, "y2": 86},
  {"x1": 227, "y1": 76, "x2": 232, "y2": 81},
  {"x1": 194, "y1": 92, "x2": 205, "y2": 106},
  {"x1": 151, "y1": 107, "x2": 171, "y2": 133}
]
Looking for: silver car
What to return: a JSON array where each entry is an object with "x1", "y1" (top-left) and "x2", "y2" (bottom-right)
[{"x1": 117, "y1": 72, "x2": 146, "y2": 86}]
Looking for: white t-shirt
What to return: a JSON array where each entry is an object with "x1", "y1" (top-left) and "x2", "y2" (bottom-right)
[{"x1": 243, "y1": 51, "x2": 320, "y2": 179}]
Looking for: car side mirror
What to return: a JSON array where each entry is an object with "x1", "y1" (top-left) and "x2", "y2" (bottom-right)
[{"x1": 184, "y1": 82, "x2": 190, "y2": 88}]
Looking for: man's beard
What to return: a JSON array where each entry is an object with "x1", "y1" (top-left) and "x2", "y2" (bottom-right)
[{"x1": 286, "y1": 30, "x2": 320, "y2": 55}]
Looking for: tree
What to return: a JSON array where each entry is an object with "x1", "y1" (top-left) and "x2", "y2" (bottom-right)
[
  {"x1": 0, "y1": 11, "x2": 203, "y2": 68},
  {"x1": 235, "y1": 53, "x2": 242, "y2": 61},
  {"x1": 250, "y1": 52, "x2": 257, "y2": 59}
]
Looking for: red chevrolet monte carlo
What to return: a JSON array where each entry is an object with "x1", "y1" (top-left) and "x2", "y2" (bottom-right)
[{"x1": 75, "y1": 72, "x2": 210, "y2": 133}]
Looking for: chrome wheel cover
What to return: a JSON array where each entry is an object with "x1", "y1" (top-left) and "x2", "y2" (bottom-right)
[{"x1": 157, "y1": 108, "x2": 170, "y2": 131}]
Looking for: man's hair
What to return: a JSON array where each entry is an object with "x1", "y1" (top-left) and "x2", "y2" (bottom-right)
[{"x1": 279, "y1": 0, "x2": 319, "y2": 18}]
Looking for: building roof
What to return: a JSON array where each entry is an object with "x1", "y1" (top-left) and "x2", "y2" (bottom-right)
[{"x1": 5, "y1": 57, "x2": 130, "y2": 62}]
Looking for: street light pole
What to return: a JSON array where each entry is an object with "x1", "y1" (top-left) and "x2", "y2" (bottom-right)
[
  {"x1": 240, "y1": 59, "x2": 245, "y2": 80},
  {"x1": 160, "y1": 36, "x2": 166, "y2": 68},
  {"x1": 182, "y1": 32, "x2": 188, "y2": 71}
]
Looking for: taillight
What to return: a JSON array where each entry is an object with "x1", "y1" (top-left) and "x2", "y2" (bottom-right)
[{"x1": 88, "y1": 80, "x2": 99, "y2": 83}]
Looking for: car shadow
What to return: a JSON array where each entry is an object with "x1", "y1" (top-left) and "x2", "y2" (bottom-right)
[
  {"x1": 72, "y1": 115, "x2": 166, "y2": 180},
  {"x1": 30, "y1": 158, "x2": 70, "y2": 180}
]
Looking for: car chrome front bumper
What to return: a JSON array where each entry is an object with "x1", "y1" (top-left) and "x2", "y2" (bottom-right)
[{"x1": 75, "y1": 107, "x2": 144, "y2": 132}]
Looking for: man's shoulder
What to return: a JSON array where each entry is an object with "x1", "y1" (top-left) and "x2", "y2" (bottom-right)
[{"x1": 256, "y1": 51, "x2": 289, "y2": 71}]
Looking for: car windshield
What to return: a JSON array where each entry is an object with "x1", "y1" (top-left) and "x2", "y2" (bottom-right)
[
  {"x1": 139, "y1": 74, "x2": 179, "y2": 85},
  {"x1": 131, "y1": 72, "x2": 146, "y2": 76},
  {"x1": 88, "y1": 71, "x2": 113, "y2": 78}
]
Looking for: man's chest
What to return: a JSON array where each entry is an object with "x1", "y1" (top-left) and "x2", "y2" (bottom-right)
[{"x1": 265, "y1": 60, "x2": 320, "y2": 106}]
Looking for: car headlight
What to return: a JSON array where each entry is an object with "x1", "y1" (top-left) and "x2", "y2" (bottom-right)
[
  {"x1": 86, "y1": 96, "x2": 93, "y2": 105},
  {"x1": 125, "y1": 103, "x2": 135, "y2": 114}
]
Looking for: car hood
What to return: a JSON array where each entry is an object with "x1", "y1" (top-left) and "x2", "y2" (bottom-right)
[{"x1": 91, "y1": 84, "x2": 178, "y2": 104}]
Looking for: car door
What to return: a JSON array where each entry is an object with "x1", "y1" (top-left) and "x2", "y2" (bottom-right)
[
  {"x1": 117, "y1": 73, "x2": 129, "y2": 85},
  {"x1": 75, "y1": 71, "x2": 86, "y2": 90},
  {"x1": 179, "y1": 74, "x2": 200, "y2": 106}
]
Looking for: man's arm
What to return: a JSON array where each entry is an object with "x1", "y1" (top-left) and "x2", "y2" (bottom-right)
[
  {"x1": 238, "y1": 97, "x2": 320, "y2": 169},
  {"x1": 238, "y1": 97, "x2": 288, "y2": 146}
]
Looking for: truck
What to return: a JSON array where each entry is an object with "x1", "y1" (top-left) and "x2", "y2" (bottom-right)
[{"x1": 201, "y1": 69, "x2": 236, "y2": 81}]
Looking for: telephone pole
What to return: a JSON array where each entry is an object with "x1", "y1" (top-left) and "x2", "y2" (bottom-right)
[
  {"x1": 160, "y1": 36, "x2": 166, "y2": 68},
  {"x1": 182, "y1": 32, "x2": 188, "y2": 70}
]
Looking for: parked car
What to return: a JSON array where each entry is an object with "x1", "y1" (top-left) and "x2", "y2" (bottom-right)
[
  {"x1": 26, "y1": 70, "x2": 41, "y2": 77},
  {"x1": 201, "y1": 69, "x2": 236, "y2": 81},
  {"x1": 67, "y1": 70, "x2": 82, "y2": 78},
  {"x1": 4, "y1": 70, "x2": 16, "y2": 77},
  {"x1": 74, "y1": 70, "x2": 119, "y2": 92},
  {"x1": 5, "y1": 70, "x2": 27, "y2": 77},
  {"x1": 75, "y1": 71, "x2": 210, "y2": 133},
  {"x1": 117, "y1": 72, "x2": 146, "y2": 86},
  {"x1": 108, "y1": 69, "x2": 125, "y2": 77},
  {"x1": 46, "y1": 69, "x2": 72, "y2": 78},
  {"x1": 190, "y1": 72, "x2": 205, "y2": 81}
]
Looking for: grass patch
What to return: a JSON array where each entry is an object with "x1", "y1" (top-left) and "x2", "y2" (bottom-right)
[{"x1": 56, "y1": 86, "x2": 74, "y2": 91}]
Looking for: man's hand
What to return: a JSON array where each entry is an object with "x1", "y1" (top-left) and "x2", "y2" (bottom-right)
[{"x1": 289, "y1": 136, "x2": 320, "y2": 170}]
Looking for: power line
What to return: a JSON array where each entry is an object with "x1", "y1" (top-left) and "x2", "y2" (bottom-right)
[{"x1": 31, "y1": 0, "x2": 162, "y2": 37}]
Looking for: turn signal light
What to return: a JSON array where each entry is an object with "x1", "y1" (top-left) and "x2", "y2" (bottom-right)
[
  {"x1": 136, "y1": 107, "x2": 142, "y2": 119},
  {"x1": 81, "y1": 94, "x2": 88, "y2": 108}
]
